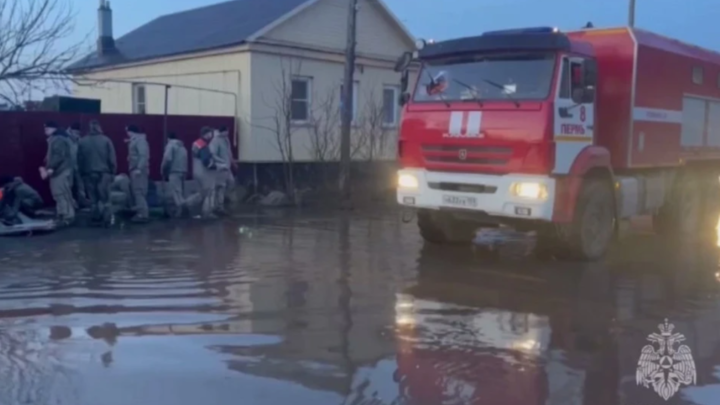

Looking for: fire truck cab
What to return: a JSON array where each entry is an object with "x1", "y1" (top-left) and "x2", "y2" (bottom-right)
[{"x1": 394, "y1": 26, "x2": 720, "y2": 261}]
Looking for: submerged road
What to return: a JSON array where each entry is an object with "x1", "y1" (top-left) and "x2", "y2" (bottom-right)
[{"x1": 0, "y1": 208, "x2": 718, "y2": 405}]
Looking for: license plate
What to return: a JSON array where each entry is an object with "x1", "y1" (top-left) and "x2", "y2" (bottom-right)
[{"x1": 442, "y1": 195, "x2": 477, "y2": 208}]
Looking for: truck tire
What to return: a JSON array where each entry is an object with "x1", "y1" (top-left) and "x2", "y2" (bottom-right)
[
  {"x1": 676, "y1": 176, "x2": 702, "y2": 237},
  {"x1": 417, "y1": 210, "x2": 447, "y2": 243},
  {"x1": 654, "y1": 170, "x2": 703, "y2": 238},
  {"x1": 533, "y1": 228, "x2": 562, "y2": 260},
  {"x1": 417, "y1": 210, "x2": 476, "y2": 245},
  {"x1": 699, "y1": 168, "x2": 720, "y2": 240},
  {"x1": 652, "y1": 208, "x2": 672, "y2": 236},
  {"x1": 563, "y1": 179, "x2": 616, "y2": 261}
]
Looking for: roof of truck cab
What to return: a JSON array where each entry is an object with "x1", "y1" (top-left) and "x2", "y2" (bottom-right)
[
  {"x1": 418, "y1": 31, "x2": 594, "y2": 59},
  {"x1": 568, "y1": 27, "x2": 720, "y2": 66}
]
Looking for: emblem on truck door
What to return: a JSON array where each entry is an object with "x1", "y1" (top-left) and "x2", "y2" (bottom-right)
[{"x1": 458, "y1": 149, "x2": 468, "y2": 160}]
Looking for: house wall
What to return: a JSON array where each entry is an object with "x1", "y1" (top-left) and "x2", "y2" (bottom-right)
[
  {"x1": 248, "y1": 51, "x2": 404, "y2": 163},
  {"x1": 244, "y1": 0, "x2": 414, "y2": 163},
  {"x1": 72, "y1": 51, "x2": 251, "y2": 143}
]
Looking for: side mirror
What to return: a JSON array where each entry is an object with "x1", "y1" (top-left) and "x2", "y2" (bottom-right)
[
  {"x1": 582, "y1": 59, "x2": 598, "y2": 86},
  {"x1": 394, "y1": 52, "x2": 412, "y2": 73},
  {"x1": 571, "y1": 86, "x2": 596, "y2": 104},
  {"x1": 400, "y1": 70, "x2": 409, "y2": 93},
  {"x1": 582, "y1": 86, "x2": 596, "y2": 103},
  {"x1": 398, "y1": 92, "x2": 410, "y2": 106},
  {"x1": 571, "y1": 88, "x2": 584, "y2": 104}
]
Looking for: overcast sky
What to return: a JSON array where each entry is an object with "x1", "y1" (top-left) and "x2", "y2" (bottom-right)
[{"x1": 65, "y1": 0, "x2": 719, "y2": 51}]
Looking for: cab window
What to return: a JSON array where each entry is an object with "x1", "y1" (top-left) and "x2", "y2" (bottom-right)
[
  {"x1": 558, "y1": 58, "x2": 584, "y2": 99},
  {"x1": 571, "y1": 61, "x2": 584, "y2": 91},
  {"x1": 559, "y1": 57, "x2": 596, "y2": 103}
]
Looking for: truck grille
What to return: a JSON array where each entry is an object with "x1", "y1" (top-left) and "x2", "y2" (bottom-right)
[{"x1": 422, "y1": 144, "x2": 512, "y2": 166}]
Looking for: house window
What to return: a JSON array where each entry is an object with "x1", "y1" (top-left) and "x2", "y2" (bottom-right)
[
  {"x1": 382, "y1": 86, "x2": 400, "y2": 126},
  {"x1": 693, "y1": 66, "x2": 703, "y2": 85},
  {"x1": 132, "y1": 83, "x2": 146, "y2": 114},
  {"x1": 340, "y1": 81, "x2": 359, "y2": 122},
  {"x1": 291, "y1": 77, "x2": 311, "y2": 122}
]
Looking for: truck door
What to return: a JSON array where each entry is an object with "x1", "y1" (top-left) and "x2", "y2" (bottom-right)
[{"x1": 553, "y1": 56, "x2": 596, "y2": 174}]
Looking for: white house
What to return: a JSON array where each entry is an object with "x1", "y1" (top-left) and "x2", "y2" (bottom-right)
[{"x1": 70, "y1": 0, "x2": 415, "y2": 165}]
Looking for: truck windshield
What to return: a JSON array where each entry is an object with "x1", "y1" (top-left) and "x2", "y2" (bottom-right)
[{"x1": 413, "y1": 53, "x2": 556, "y2": 103}]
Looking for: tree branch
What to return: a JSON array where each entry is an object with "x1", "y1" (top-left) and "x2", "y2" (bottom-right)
[{"x1": 0, "y1": 0, "x2": 90, "y2": 106}]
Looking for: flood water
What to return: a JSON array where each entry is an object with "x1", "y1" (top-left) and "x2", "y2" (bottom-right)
[{"x1": 0, "y1": 208, "x2": 718, "y2": 405}]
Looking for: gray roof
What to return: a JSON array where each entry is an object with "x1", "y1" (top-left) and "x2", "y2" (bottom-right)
[{"x1": 68, "y1": 0, "x2": 311, "y2": 71}]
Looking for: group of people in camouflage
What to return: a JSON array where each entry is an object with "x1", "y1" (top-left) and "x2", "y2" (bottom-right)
[{"x1": 0, "y1": 121, "x2": 234, "y2": 227}]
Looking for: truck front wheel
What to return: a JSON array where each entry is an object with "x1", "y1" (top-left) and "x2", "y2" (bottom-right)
[
  {"x1": 563, "y1": 179, "x2": 616, "y2": 261},
  {"x1": 417, "y1": 210, "x2": 477, "y2": 245}
]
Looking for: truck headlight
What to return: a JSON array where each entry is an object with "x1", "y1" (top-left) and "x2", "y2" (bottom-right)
[
  {"x1": 398, "y1": 173, "x2": 419, "y2": 189},
  {"x1": 511, "y1": 182, "x2": 548, "y2": 200}
]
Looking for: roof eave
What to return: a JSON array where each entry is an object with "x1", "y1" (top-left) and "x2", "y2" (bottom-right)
[{"x1": 69, "y1": 41, "x2": 250, "y2": 74}]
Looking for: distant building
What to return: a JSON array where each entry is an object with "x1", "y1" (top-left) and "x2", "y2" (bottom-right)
[{"x1": 68, "y1": 0, "x2": 415, "y2": 164}]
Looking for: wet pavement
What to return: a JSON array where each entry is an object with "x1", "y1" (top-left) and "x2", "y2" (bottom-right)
[{"x1": 0, "y1": 208, "x2": 719, "y2": 405}]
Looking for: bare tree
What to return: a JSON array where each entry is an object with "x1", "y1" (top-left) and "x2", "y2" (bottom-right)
[
  {"x1": 305, "y1": 87, "x2": 341, "y2": 187},
  {"x1": 255, "y1": 57, "x2": 303, "y2": 197},
  {"x1": 0, "y1": 0, "x2": 87, "y2": 106},
  {"x1": 350, "y1": 89, "x2": 391, "y2": 161},
  {"x1": 349, "y1": 116, "x2": 368, "y2": 159},
  {"x1": 306, "y1": 88, "x2": 340, "y2": 163},
  {"x1": 358, "y1": 89, "x2": 391, "y2": 161}
]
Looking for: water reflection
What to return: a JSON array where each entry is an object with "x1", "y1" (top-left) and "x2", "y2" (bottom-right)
[
  {"x1": 0, "y1": 211, "x2": 719, "y2": 405},
  {"x1": 392, "y1": 237, "x2": 719, "y2": 405}
]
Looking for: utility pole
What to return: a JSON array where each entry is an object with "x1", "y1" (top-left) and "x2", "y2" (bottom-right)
[
  {"x1": 339, "y1": 0, "x2": 358, "y2": 203},
  {"x1": 628, "y1": 0, "x2": 636, "y2": 27}
]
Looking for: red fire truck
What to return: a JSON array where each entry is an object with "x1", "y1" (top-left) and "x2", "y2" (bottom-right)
[{"x1": 394, "y1": 26, "x2": 720, "y2": 260}]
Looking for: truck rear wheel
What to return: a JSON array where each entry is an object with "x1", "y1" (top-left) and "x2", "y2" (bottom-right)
[
  {"x1": 563, "y1": 179, "x2": 616, "y2": 261},
  {"x1": 676, "y1": 175, "x2": 702, "y2": 237},
  {"x1": 699, "y1": 168, "x2": 720, "y2": 240},
  {"x1": 417, "y1": 210, "x2": 477, "y2": 245},
  {"x1": 654, "y1": 169, "x2": 705, "y2": 238}
]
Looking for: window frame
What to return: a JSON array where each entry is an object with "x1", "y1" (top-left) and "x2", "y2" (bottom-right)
[
  {"x1": 290, "y1": 76, "x2": 312, "y2": 123},
  {"x1": 132, "y1": 83, "x2": 146, "y2": 114},
  {"x1": 340, "y1": 80, "x2": 359, "y2": 123},
  {"x1": 558, "y1": 57, "x2": 571, "y2": 99},
  {"x1": 382, "y1": 85, "x2": 400, "y2": 127}
]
